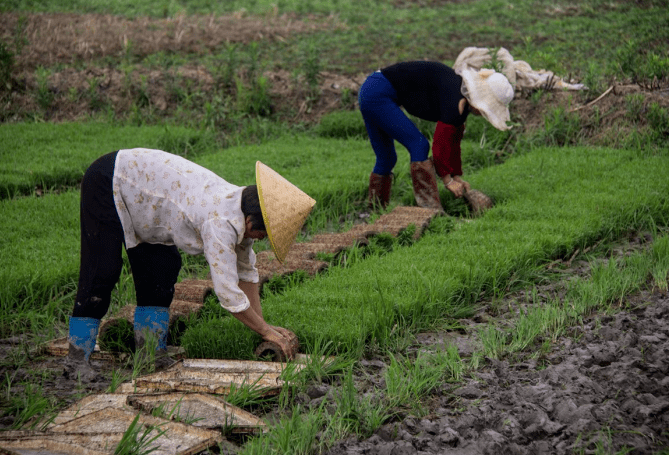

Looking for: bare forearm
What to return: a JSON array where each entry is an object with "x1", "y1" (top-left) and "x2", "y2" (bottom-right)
[
  {"x1": 231, "y1": 307, "x2": 271, "y2": 337},
  {"x1": 239, "y1": 281, "x2": 262, "y2": 319}
]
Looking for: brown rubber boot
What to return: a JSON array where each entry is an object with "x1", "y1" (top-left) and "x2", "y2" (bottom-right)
[
  {"x1": 368, "y1": 173, "x2": 393, "y2": 209},
  {"x1": 410, "y1": 160, "x2": 444, "y2": 212}
]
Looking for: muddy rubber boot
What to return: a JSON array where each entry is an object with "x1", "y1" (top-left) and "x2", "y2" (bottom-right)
[
  {"x1": 410, "y1": 160, "x2": 445, "y2": 212},
  {"x1": 133, "y1": 306, "x2": 175, "y2": 372},
  {"x1": 368, "y1": 173, "x2": 393, "y2": 209},
  {"x1": 63, "y1": 317, "x2": 101, "y2": 382}
]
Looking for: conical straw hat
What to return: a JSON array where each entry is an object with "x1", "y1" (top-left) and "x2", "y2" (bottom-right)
[{"x1": 256, "y1": 161, "x2": 316, "y2": 264}]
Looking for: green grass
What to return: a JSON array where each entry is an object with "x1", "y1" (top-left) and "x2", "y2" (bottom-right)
[{"x1": 0, "y1": 122, "x2": 218, "y2": 199}]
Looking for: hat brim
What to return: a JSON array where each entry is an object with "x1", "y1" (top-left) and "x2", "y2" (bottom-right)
[
  {"x1": 461, "y1": 69, "x2": 512, "y2": 131},
  {"x1": 256, "y1": 162, "x2": 316, "y2": 263}
]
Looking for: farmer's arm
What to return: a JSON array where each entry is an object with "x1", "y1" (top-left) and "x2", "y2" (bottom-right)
[
  {"x1": 232, "y1": 282, "x2": 295, "y2": 359},
  {"x1": 238, "y1": 280, "x2": 296, "y2": 341},
  {"x1": 233, "y1": 237, "x2": 296, "y2": 354},
  {"x1": 432, "y1": 121, "x2": 469, "y2": 197}
]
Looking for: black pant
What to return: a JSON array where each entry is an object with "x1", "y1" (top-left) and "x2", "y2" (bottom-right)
[{"x1": 72, "y1": 152, "x2": 182, "y2": 320}]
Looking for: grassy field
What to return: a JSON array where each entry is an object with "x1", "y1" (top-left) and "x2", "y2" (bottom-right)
[{"x1": 0, "y1": 0, "x2": 668, "y2": 453}]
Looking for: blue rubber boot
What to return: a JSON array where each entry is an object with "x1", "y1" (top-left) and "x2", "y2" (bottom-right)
[
  {"x1": 64, "y1": 317, "x2": 100, "y2": 381},
  {"x1": 134, "y1": 306, "x2": 174, "y2": 371}
]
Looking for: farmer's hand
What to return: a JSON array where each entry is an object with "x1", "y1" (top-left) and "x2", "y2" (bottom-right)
[
  {"x1": 453, "y1": 176, "x2": 471, "y2": 193},
  {"x1": 271, "y1": 325, "x2": 297, "y2": 341},
  {"x1": 444, "y1": 177, "x2": 466, "y2": 198},
  {"x1": 262, "y1": 327, "x2": 296, "y2": 360}
]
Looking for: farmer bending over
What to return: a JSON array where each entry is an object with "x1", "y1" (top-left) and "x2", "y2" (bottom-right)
[
  {"x1": 65, "y1": 148, "x2": 316, "y2": 381},
  {"x1": 359, "y1": 61, "x2": 514, "y2": 210}
]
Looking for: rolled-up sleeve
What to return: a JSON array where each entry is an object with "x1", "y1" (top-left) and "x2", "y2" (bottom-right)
[{"x1": 201, "y1": 220, "x2": 251, "y2": 313}]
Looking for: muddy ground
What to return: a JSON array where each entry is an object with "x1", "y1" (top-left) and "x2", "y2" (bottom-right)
[{"x1": 1, "y1": 231, "x2": 668, "y2": 454}]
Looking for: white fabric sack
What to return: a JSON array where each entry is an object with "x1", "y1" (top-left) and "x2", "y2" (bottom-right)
[{"x1": 453, "y1": 46, "x2": 587, "y2": 91}]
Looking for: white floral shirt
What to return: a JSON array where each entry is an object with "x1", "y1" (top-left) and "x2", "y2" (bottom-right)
[{"x1": 112, "y1": 148, "x2": 258, "y2": 313}]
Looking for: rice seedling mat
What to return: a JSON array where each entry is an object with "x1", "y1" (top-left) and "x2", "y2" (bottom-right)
[
  {"x1": 47, "y1": 392, "x2": 265, "y2": 433},
  {"x1": 0, "y1": 407, "x2": 222, "y2": 455},
  {"x1": 116, "y1": 357, "x2": 304, "y2": 396},
  {"x1": 127, "y1": 392, "x2": 266, "y2": 433}
]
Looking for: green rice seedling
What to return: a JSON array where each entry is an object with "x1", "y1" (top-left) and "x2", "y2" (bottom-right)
[
  {"x1": 225, "y1": 379, "x2": 280, "y2": 412},
  {"x1": 478, "y1": 325, "x2": 507, "y2": 360},
  {"x1": 241, "y1": 405, "x2": 322, "y2": 455},
  {"x1": 180, "y1": 316, "x2": 260, "y2": 360},
  {"x1": 567, "y1": 255, "x2": 647, "y2": 316},
  {"x1": 320, "y1": 367, "x2": 389, "y2": 440},
  {"x1": 148, "y1": 397, "x2": 203, "y2": 425},
  {"x1": 0, "y1": 122, "x2": 215, "y2": 199},
  {"x1": 384, "y1": 350, "x2": 459, "y2": 416},
  {"x1": 487, "y1": 236, "x2": 669, "y2": 360},
  {"x1": 8, "y1": 383, "x2": 57, "y2": 430},
  {"x1": 507, "y1": 306, "x2": 552, "y2": 354},
  {"x1": 132, "y1": 329, "x2": 160, "y2": 378},
  {"x1": 650, "y1": 236, "x2": 669, "y2": 292},
  {"x1": 107, "y1": 369, "x2": 131, "y2": 393},
  {"x1": 114, "y1": 412, "x2": 166, "y2": 455},
  {"x1": 99, "y1": 319, "x2": 135, "y2": 354},
  {"x1": 359, "y1": 276, "x2": 397, "y2": 346},
  {"x1": 297, "y1": 335, "x2": 354, "y2": 384},
  {"x1": 538, "y1": 302, "x2": 569, "y2": 344},
  {"x1": 156, "y1": 126, "x2": 218, "y2": 159},
  {"x1": 261, "y1": 270, "x2": 310, "y2": 298}
]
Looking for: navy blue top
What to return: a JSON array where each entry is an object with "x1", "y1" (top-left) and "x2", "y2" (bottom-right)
[{"x1": 381, "y1": 61, "x2": 469, "y2": 126}]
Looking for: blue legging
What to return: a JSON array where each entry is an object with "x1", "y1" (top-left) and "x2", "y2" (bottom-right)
[{"x1": 358, "y1": 72, "x2": 430, "y2": 175}]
